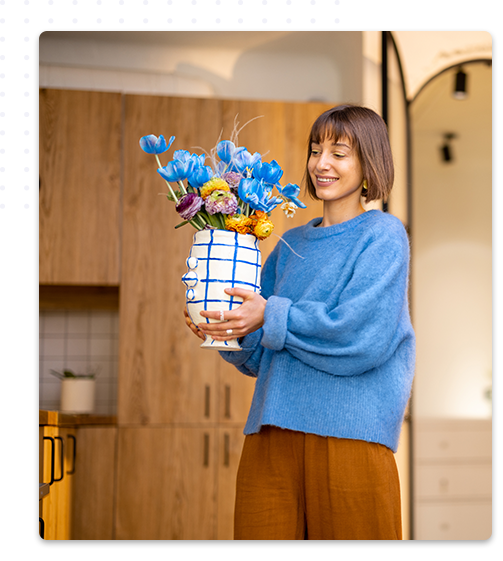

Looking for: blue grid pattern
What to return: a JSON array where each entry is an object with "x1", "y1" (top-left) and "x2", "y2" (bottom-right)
[{"x1": 183, "y1": 230, "x2": 262, "y2": 347}]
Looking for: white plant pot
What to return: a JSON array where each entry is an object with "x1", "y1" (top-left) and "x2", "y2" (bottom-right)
[
  {"x1": 60, "y1": 378, "x2": 96, "y2": 414},
  {"x1": 182, "y1": 229, "x2": 262, "y2": 351}
]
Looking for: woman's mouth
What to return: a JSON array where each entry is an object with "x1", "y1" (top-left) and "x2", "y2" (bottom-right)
[{"x1": 316, "y1": 176, "x2": 338, "y2": 184}]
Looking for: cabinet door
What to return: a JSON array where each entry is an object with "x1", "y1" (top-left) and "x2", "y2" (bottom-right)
[
  {"x1": 218, "y1": 360, "x2": 255, "y2": 425},
  {"x1": 217, "y1": 427, "x2": 247, "y2": 540},
  {"x1": 40, "y1": 426, "x2": 75, "y2": 540},
  {"x1": 115, "y1": 426, "x2": 217, "y2": 540},
  {"x1": 39, "y1": 89, "x2": 122, "y2": 285},
  {"x1": 71, "y1": 427, "x2": 117, "y2": 540}
]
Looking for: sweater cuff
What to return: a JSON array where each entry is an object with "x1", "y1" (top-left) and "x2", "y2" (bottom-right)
[
  {"x1": 261, "y1": 295, "x2": 292, "y2": 351},
  {"x1": 218, "y1": 329, "x2": 262, "y2": 365}
]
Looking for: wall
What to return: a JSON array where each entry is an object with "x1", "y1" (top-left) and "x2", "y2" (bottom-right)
[
  {"x1": 39, "y1": 31, "x2": 363, "y2": 103},
  {"x1": 39, "y1": 309, "x2": 119, "y2": 414},
  {"x1": 411, "y1": 61, "x2": 492, "y2": 419}
]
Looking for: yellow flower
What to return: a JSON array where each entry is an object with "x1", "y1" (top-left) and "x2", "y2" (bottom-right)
[
  {"x1": 253, "y1": 216, "x2": 275, "y2": 240},
  {"x1": 200, "y1": 177, "x2": 230, "y2": 200},
  {"x1": 225, "y1": 214, "x2": 254, "y2": 235}
]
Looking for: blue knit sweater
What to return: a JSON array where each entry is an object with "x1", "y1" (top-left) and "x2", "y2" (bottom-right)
[{"x1": 219, "y1": 210, "x2": 416, "y2": 453}]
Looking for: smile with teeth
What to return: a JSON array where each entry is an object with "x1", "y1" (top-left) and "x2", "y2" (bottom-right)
[{"x1": 316, "y1": 176, "x2": 339, "y2": 183}]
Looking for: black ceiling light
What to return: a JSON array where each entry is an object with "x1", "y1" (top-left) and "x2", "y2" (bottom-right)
[
  {"x1": 440, "y1": 133, "x2": 457, "y2": 163},
  {"x1": 453, "y1": 67, "x2": 468, "y2": 99}
]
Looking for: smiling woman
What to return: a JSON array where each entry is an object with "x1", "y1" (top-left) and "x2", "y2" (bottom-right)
[{"x1": 304, "y1": 104, "x2": 395, "y2": 209}]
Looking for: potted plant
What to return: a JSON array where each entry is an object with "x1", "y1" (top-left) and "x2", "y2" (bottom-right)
[{"x1": 50, "y1": 368, "x2": 98, "y2": 414}]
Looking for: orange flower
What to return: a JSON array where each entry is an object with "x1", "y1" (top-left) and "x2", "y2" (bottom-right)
[
  {"x1": 253, "y1": 216, "x2": 275, "y2": 240},
  {"x1": 225, "y1": 214, "x2": 254, "y2": 235}
]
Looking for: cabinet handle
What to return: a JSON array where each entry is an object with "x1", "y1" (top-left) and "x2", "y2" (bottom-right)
[
  {"x1": 203, "y1": 433, "x2": 210, "y2": 467},
  {"x1": 43, "y1": 436, "x2": 55, "y2": 486},
  {"x1": 204, "y1": 385, "x2": 210, "y2": 418},
  {"x1": 54, "y1": 436, "x2": 64, "y2": 482},
  {"x1": 39, "y1": 517, "x2": 45, "y2": 539},
  {"x1": 223, "y1": 432, "x2": 230, "y2": 467},
  {"x1": 224, "y1": 385, "x2": 231, "y2": 419},
  {"x1": 67, "y1": 434, "x2": 76, "y2": 475}
]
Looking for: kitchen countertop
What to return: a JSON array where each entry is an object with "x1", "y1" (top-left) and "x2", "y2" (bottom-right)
[{"x1": 39, "y1": 410, "x2": 117, "y2": 427}]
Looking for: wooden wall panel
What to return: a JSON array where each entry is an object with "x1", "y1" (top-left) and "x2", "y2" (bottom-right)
[
  {"x1": 119, "y1": 95, "x2": 223, "y2": 425},
  {"x1": 39, "y1": 89, "x2": 122, "y2": 285}
]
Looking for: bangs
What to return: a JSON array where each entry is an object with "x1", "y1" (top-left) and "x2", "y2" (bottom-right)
[{"x1": 309, "y1": 111, "x2": 357, "y2": 148}]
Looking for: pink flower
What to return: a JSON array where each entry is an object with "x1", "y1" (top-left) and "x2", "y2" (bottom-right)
[{"x1": 205, "y1": 190, "x2": 238, "y2": 215}]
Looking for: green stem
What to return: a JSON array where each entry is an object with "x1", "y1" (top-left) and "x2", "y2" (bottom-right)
[
  {"x1": 155, "y1": 154, "x2": 178, "y2": 202},
  {"x1": 178, "y1": 180, "x2": 187, "y2": 195}
]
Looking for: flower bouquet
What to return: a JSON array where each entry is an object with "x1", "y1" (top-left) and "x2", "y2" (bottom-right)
[{"x1": 140, "y1": 118, "x2": 306, "y2": 350}]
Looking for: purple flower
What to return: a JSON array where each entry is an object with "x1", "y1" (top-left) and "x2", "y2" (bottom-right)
[
  {"x1": 221, "y1": 171, "x2": 242, "y2": 192},
  {"x1": 175, "y1": 193, "x2": 203, "y2": 221},
  {"x1": 204, "y1": 190, "x2": 238, "y2": 215}
]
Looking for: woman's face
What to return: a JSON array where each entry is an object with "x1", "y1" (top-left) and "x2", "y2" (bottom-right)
[{"x1": 308, "y1": 136, "x2": 364, "y2": 207}]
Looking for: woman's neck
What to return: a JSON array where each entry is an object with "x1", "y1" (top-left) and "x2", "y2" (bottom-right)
[{"x1": 319, "y1": 200, "x2": 366, "y2": 227}]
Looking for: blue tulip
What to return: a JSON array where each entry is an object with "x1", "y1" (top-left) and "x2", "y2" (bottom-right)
[
  {"x1": 238, "y1": 178, "x2": 282, "y2": 213},
  {"x1": 216, "y1": 140, "x2": 237, "y2": 164},
  {"x1": 139, "y1": 134, "x2": 175, "y2": 154},
  {"x1": 278, "y1": 183, "x2": 307, "y2": 208},
  {"x1": 188, "y1": 165, "x2": 214, "y2": 189},
  {"x1": 234, "y1": 147, "x2": 262, "y2": 174},
  {"x1": 253, "y1": 160, "x2": 283, "y2": 185}
]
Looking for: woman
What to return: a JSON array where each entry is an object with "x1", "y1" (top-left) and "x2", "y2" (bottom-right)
[{"x1": 185, "y1": 104, "x2": 416, "y2": 540}]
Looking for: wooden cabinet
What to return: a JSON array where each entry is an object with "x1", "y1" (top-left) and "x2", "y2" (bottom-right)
[
  {"x1": 39, "y1": 412, "x2": 117, "y2": 540},
  {"x1": 413, "y1": 418, "x2": 492, "y2": 540},
  {"x1": 39, "y1": 89, "x2": 122, "y2": 285}
]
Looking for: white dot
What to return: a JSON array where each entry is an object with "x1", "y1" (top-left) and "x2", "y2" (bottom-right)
[
  {"x1": 24, "y1": 73, "x2": 29, "y2": 78},
  {"x1": 143, "y1": 18, "x2": 148, "y2": 23},
  {"x1": 24, "y1": 37, "x2": 29, "y2": 41},
  {"x1": 0, "y1": 204, "x2": 5, "y2": 209},
  {"x1": 73, "y1": 0, "x2": 78, "y2": 4},
  {"x1": 311, "y1": 18, "x2": 315, "y2": 23},
  {"x1": 24, "y1": 149, "x2": 29, "y2": 154},
  {"x1": 144, "y1": 0, "x2": 148, "y2": 4},
  {"x1": 48, "y1": 18, "x2": 53, "y2": 23},
  {"x1": 24, "y1": 55, "x2": 29, "y2": 60},
  {"x1": 335, "y1": 18, "x2": 339, "y2": 23},
  {"x1": 24, "y1": 18, "x2": 29, "y2": 23},
  {"x1": 119, "y1": 18, "x2": 124, "y2": 23},
  {"x1": 238, "y1": 18, "x2": 243, "y2": 23},
  {"x1": 24, "y1": 130, "x2": 29, "y2": 135},
  {"x1": 192, "y1": 18, "x2": 196, "y2": 23},
  {"x1": 168, "y1": 18, "x2": 172, "y2": 23},
  {"x1": 24, "y1": 204, "x2": 30, "y2": 209},
  {"x1": 216, "y1": 18, "x2": 220, "y2": 23},
  {"x1": 73, "y1": 18, "x2": 78, "y2": 23},
  {"x1": 24, "y1": 112, "x2": 29, "y2": 117},
  {"x1": 24, "y1": 185, "x2": 29, "y2": 190},
  {"x1": 24, "y1": 167, "x2": 29, "y2": 172},
  {"x1": 97, "y1": 18, "x2": 101, "y2": 23},
  {"x1": 262, "y1": 18, "x2": 267, "y2": 23}
]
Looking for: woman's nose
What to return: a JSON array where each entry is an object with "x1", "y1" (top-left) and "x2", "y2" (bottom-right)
[{"x1": 317, "y1": 152, "x2": 330, "y2": 170}]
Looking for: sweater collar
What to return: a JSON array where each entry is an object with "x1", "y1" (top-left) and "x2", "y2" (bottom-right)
[{"x1": 303, "y1": 209, "x2": 378, "y2": 239}]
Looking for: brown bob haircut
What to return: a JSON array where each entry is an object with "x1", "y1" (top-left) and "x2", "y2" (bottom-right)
[{"x1": 304, "y1": 104, "x2": 394, "y2": 203}]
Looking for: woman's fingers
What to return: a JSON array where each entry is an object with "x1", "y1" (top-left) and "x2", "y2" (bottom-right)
[{"x1": 184, "y1": 307, "x2": 206, "y2": 340}]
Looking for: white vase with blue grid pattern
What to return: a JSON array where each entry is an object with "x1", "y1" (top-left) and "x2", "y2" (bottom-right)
[{"x1": 182, "y1": 229, "x2": 262, "y2": 350}]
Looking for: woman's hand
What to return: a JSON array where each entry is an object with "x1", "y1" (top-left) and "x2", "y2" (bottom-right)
[
  {"x1": 197, "y1": 287, "x2": 266, "y2": 342},
  {"x1": 184, "y1": 307, "x2": 206, "y2": 341}
]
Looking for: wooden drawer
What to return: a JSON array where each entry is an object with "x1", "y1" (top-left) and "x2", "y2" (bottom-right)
[
  {"x1": 414, "y1": 420, "x2": 491, "y2": 462},
  {"x1": 415, "y1": 464, "x2": 491, "y2": 500},
  {"x1": 415, "y1": 502, "x2": 491, "y2": 540}
]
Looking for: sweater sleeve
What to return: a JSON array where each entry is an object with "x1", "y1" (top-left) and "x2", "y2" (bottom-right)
[{"x1": 261, "y1": 223, "x2": 411, "y2": 377}]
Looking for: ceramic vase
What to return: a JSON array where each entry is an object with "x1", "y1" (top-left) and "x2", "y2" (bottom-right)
[{"x1": 182, "y1": 229, "x2": 262, "y2": 350}]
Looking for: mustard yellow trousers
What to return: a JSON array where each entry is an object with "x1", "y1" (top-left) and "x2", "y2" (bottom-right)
[{"x1": 234, "y1": 426, "x2": 402, "y2": 540}]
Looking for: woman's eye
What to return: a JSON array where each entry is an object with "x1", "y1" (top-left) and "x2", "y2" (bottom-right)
[{"x1": 334, "y1": 153, "x2": 345, "y2": 158}]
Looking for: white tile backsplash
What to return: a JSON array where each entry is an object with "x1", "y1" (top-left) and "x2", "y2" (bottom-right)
[{"x1": 39, "y1": 309, "x2": 119, "y2": 415}]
